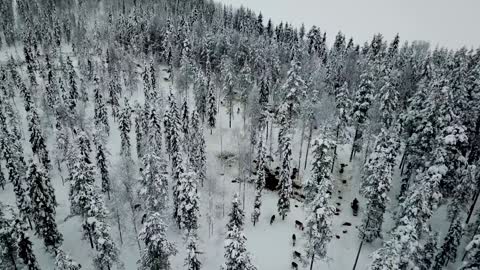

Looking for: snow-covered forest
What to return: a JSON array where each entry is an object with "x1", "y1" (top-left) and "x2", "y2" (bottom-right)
[{"x1": 0, "y1": 0, "x2": 479, "y2": 269}]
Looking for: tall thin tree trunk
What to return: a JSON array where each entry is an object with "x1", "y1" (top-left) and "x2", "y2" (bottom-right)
[
  {"x1": 350, "y1": 127, "x2": 358, "y2": 162},
  {"x1": 332, "y1": 125, "x2": 340, "y2": 173},
  {"x1": 9, "y1": 251, "x2": 17, "y2": 270},
  {"x1": 309, "y1": 253, "x2": 315, "y2": 270},
  {"x1": 298, "y1": 120, "x2": 306, "y2": 176},
  {"x1": 116, "y1": 209, "x2": 123, "y2": 245},
  {"x1": 304, "y1": 120, "x2": 313, "y2": 170},
  {"x1": 229, "y1": 100, "x2": 232, "y2": 128},
  {"x1": 466, "y1": 189, "x2": 480, "y2": 224}
]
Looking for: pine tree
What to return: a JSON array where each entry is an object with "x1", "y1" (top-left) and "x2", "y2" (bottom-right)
[
  {"x1": 139, "y1": 152, "x2": 169, "y2": 213},
  {"x1": 55, "y1": 249, "x2": 82, "y2": 270},
  {"x1": 461, "y1": 234, "x2": 480, "y2": 269},
  {"x1": 222, "y1": 194, "x2": 257, "y2": 270},
  {"x1": 252, "y1": 136, "x2": 266, "y2": 226},
  {"x1": 185, "y1": 232, "x2": 201, "y2": 270},
  {"x1": 93, "y1": 76, "x2": 110, "y2": 136},
  {"x1": 118, "y1": 103, "x2": 131, "y2": 157},
  {"x1": 92, "y1": 220, "x2": 119, "y2": 270},
  {"x1": 176, "y1": 171, "x2": 200, "y2": 232},
  {"x1": 281, "y1": 49, "x2": 306, "y2": 121},
  {"x1": 135, "y1": 105, "x2": 144, "y2": 159},
  {"x1": 415, "y1": 231, "x2": 438, "y2": 270},
  {"x1": 28, "y1": 108, "x2": 51, "y2": 168},
  {"x1": 222, "y1": 57, "x2": 236, "y2": 128},
  {"x1": 147, "y1": 108, "x2": 162, "y2": 157},
  {"x1": 193, "y1": 70, "x2": 208, "y2": 122},
  {"x1": 17, "y1": 228, "x2": 40, "y2": 270},
  {"x1": 206, "y1": 78, "x2": 217, "y2": 133},
  {"x1": 138, "y1": 212, "x2": 177, "y2": 270},
  {"x1": 95, "y1": 140, "x2": 110, "y2": 199},
  {"x1": 108, "y1": 76, "x2": 120, "y2": 121},
  {"x1": 379, "y1": 69, "x2": 400, "y2": 129},
  {"x1": 181, "y1": 99, "x2": 190, "y2": 137},
  {"x1": 278, "y1": 133, "x2": 292, "y2": 220},
  {"x1": 0, "y1": 164, "x2": 5, "y2": 190},
  {"x1": 432, "y1": 217, "x2": 463, "y2": 268},
  {"x1": 28, "y1": 160, "x2": 63, "y2": 249},
  {"x1": 360, "y1": 129, "x2": 398, "y2": 242},
  {"x1": 66, "y1": 57, "x2": 78, "y2": 114},
  {"x1": 304, "y1": 138, "x2": 335, "y2": 270},
  {"x1": 0, "y1": 207, "x2": 19, "y2": 270},
  {"x1": 335, "y1": 81, "x2": 351, "y2": 139}
]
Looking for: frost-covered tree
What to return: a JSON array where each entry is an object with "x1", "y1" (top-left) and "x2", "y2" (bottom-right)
[
  {"x1": 118, "y1": 103, "x2": 132, "y2": 157},
  {"x1": 360, "y1": 129, "x2": 399, "y2": 242},
  {"x1": 0, "y1": 205, "x2": 18, "y2": 269},
  {"x1": 17, "y1": 227, "x2": 40, "y2": 270},
  {"x1": 181, "y1": 99, "x2": 190, "y2": 137},
  {"x1": 95, "y1": 141, "x2": 110, "y2": 199},
  {"x1": 335, "y1": 81, "x2": 351, "y2": 140},
  {"x1": 304, "y1": 138, "x2": 335, "y2": 270},
  {"x1": 432, "y1": 217, "x2": 463, "y2": 268},
  {"x1": 139, "y1": 152, "x2": 169, "y2": 213},
  {"x1": 206, "y1": 78, "x2": 217, "y2": 133},
  {"x1": 252, "y1": 136, "x2": 266, "y2": 226},
  {"x1": 379, "y1": 70, "x2": 400, "y2": 129},
  {"x1": 28, "y1": 108, "x2": 51, "y2": 168},
  {"x1": 222, "y1": 57, "x2": 236, "y2": 128},
  {"x1": 92, "y1": 220, "x2": 119, "y2": 270},
  {"x1": 0, "y1": 164, "x2": 5, "y2": 190},
  {"x1": 350, "y1": 67, "x2": 375, "y2": 160},
  {"x1": 147, "y1": 108, "x2": 162, "y2": 157},
  {"x1": 28, "y1": 160, "x2": 63, "y2": 249},
  {"x1": 277, "y1": 133, "x2": 292, "y2": 220},
  {"x1": 93, "y1": 76, "x2": 110, "y2": 136},
  {"x1": 222, "y1": 194, "x2": 257, "y2": 270},
  {"x1": 176, "y1": 171, "x2": 200, "y2": 232},
  {"x1": 460, "y1": 234, "x2": 480, "y2": 270},
  {"x1": 185, "y1": 232, "x2": 201, "y2": 270},
  {"x1": 281, "y1": 49, "x2": 306, "y2": 121},
  {"x1": 55, "y1": 249, "x2": 82, "y2": 270},
  {"x1": 138, "y1": 212, "x2": 177, "y2": 270},
  {"x1": 414, "y1": 231, "x2": 438, "y2": 270}
]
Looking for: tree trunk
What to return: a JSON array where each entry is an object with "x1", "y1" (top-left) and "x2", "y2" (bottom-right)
[
  {"x1": 116, "y1": 209, "x2": 123, "y2": 245},
  {"x1": 309, "y1": 253, "x2": 315, "y2": 270},
  {"x1": 298, "y1": 120, "x2": 306, "y2": 176},
  {"x1": 466, "y1": 189, "x2": 480, "y2": 224},
  {"x1": 86, "y1": 222, "x2": 94, "y2": 249},
  {"x1": 331, "y1": 125, "x2": 340, "y2": 173},
  {"x1": 304, "y1": 120, "x2": 314, "y2": 170},
  {"x1": 229, "y1": 100, "x2": 232, "y2": 128},
  {"x1": 350, "y1": 128, "x2": 358, "y2": 162},
  {"x1": 9, "y1": 251, "x2": 18, "y2": 270}
]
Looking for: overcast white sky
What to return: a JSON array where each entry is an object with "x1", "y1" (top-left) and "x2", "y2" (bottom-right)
[{"x1": 217, "y1": 0, "x2": 480, "y2": 49}]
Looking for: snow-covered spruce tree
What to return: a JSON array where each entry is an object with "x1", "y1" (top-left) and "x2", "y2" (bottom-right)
[
  {"x1": 303, "y1": 138, "x2": 335, "y2": 270},
  {"x1": 165, "y1": 92, "x2": 180, "y2": 158},
  {"x1": 350, "y1": 67, "x2": 375, "y2": 160},
  {"x1": 0, "y1": 205, "x2": 19, "y2": 269},
  {"x1": 16, "y1": 224, "x2": 40, "y2": 270},
  {"x1": 28, "y1": 160, "x2": 63, "y2": 249},
  {"x1": 281, "y1": 47, "x2": 306, "y2": 121},
  {"x1": 414, "y1": 231, "x2": 438, "y2": 270},
  {"x1": 176, "y1": 171, "x2": 200, "y2": 232},
  {"x1": 55, "y1": 249, "x2": 82, "y2": 270},
  {"x1": 66, "y1": 56, "x2": 79, "y2": 115},
  {"x1": 193, "y1": 70, "x2": 208, "y2": 122},
  {"x1": 0, "y1": 163, "x2": 5, "y2": 190},
  {"x1": 432, "y1": 216, "x2": 463, "y2": 269},
  {"x1": 138, "y1": 212, "x2": 177, "y2": 270},
  {"x1": 135, "y1": 104, "x2": 144, "y2": 159},
  {"x1": 379, "y1": 69, "x2": 400, "y2": 129},
  {"x1": 95, "y1": 140, "x2": 110, "y2": 199},
  {"x1": 360, "y1": 129, "x2": 398, "y2": 242},
  {"x1": 178, "y1": 37, "x2": 194, "y2": 97},
  {"x1": 278, "y1": 132, "x2": 293, "y2": 220},
  {"x1": 252, "y1": 135, "x2": 266, "y2": 226},
  {"x1": 146, "y1": 108, "x2": 162, "y2": 157},
  {"x1": 92, "y1": 220, "x2": 119, "y2": 270},
  {"x1": 222, "y1": 194, "x2": 257, "y2": 270},
  {"x1": 222, "y1": 56, "x2": 236, "y2": 128},
  {"x1": 189, "y1": 110, "x2": 207, "y2": 186},
  {"x1": 118, "y1": 103, "x2": 132, "y2": 157},
  {"x1": 335, "y1": 81, "x2": 351, "y2": 141},
  {"x1": 460, "y1": 234, "x2": 480, "y2": 269},
  {"x1": 185, "y1": 232, "x2": 201, "y2": 270},
  {"x1": 93, "y1": 76, "x2": 110, "y2": 136},
  {"x1": 206, "y1": 78, "x2": 217, "y2": 133},
  {"x1": 28, "y1": 108, "x2": 51, "y2": 168},
  {"x1": 139, "y1": 150, "x2": 170, "y2": 213},
  {"x1": 108, "y1": 75, "x2": 121, "y2": 121},
  {"x1": 181, "y1": 99, "x2": 190, "y2": 138}
]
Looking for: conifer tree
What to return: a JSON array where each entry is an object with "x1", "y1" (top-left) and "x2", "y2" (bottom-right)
[
  {"x1": 93, "y1": 76, "x2": 110, "y2": 136},
  {"x1": 118, "y1": 103, "x2": 132, "y2": 157},
  {"x1": 304, "y1": 138, "x2": 335, "y2": 270},
  {"x1": 281, "y1": 49, "x2": 306, "y2": 121},
  {"x1": 252, "y1": 136, "x2": 266, "y2": 226},
  {"x1": 147, "y1": 108, "x2": 162, "y2": 157},
  {"x1": 28, "y1": 160, "x2": 63, "y2": 249},
  {"x1": 206, "y1": 78, "x2": 217, "y2": 133},
  {"x1": 95, "y1": 140, "x2": 110, "y2": 199},
  {"x1": 0, "y1": 205, "x2": 18, "y2": 270},
  {"x1": 28, "y1": 108, "x2": 51, "y2": 168},
  {"x1": 432, "y1": 217, "x2": 463, "y2": 269},
  {"x1": 0, "y1": 164, "x2": 5, "y2": 190},
  {"x1": 139, "y1": 151, "x2": 169, "y2": 213},
  {"x1": 277, "y1": 133, "x2": 292, "y2": 220},
  {"x1": 138, "y1": 212, "x2": 177, "y2": 270},
  {"x1": 222, "y1": 194, "x2": 257, "y2": 270},
  {"x1": 55, "y1": 249, "x2": 82, "y2": 270},
  {"x1": 461, "y1": 234, "x2": 480, "y2": 269},
  {"x1": 185, "y1": 232, "x2": 201, "y2": 270},
  {"x1": 181, "y1": 99, "x2": 190, "y2": 137},
  {"x1": 222, "y1": 57, "x2": 236, "y2": 128},
  {"x1": 17, "y1": 227, "x2": 40, "y2": 270},
  {"x1": 176, "y1": 171, "x2": 200, "y2": 232}
]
